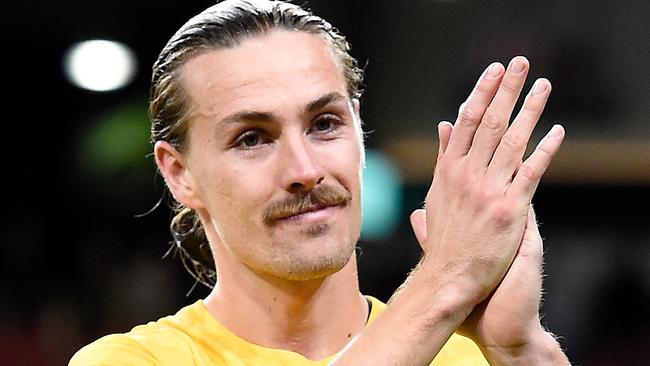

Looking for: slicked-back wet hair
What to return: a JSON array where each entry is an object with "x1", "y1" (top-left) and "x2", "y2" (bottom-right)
[{"x1": 149, "y1": 0, "x2": 364, "y2": 288}]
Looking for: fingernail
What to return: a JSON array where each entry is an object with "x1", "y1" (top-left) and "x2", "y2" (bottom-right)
[
  {"x1": 486, "y1": 62, "x2": 503, "y2": 79},
  {"x1": 549, "y1": 124, "x2": 564, "y2": 137},
  {"x1": 508, "y1": 57, "x2": 526, "y2": 75},
  {"x1": 532, "y1": 79, "x2": 550, "y2": 95}
]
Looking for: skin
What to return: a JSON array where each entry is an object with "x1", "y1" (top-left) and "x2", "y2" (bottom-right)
[
  {"x1": 156, "y1": 30, "x2": 368, "y2": 360},
  {"x1": 156, "y1": 30, "x2": 570, "y2": 364},
  {"x1": 332, "y1": 59, "x2": 570, "y2": 364}
]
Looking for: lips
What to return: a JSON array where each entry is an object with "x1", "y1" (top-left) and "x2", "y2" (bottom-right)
[{"x1": 275, "y1": 203, "x2": 339, "y2": 223}]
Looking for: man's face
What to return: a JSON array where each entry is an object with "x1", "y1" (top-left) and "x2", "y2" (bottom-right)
[{"x1": 178, "y1": 30, "x2": 363, "y2": 281}]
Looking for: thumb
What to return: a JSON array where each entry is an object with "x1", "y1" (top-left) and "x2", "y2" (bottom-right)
[{"x1": 409, "y1": 209, "x2": 428, "y2": 248}]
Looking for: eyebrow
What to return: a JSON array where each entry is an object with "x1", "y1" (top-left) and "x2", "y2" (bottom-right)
[
  {"x1": 218, "y1": 92, "x2": 347, "y2": 125},
  {"x1": 220, "y1": 110, "x2": 278, "y2": 125},
  {"x1": 304, "y1": 92, "x2": 346, "y2": 114}
]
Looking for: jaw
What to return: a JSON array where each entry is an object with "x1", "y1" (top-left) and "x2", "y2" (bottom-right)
[{"x1": 261, "y1": 223, "x2": 358, "y2": 282}]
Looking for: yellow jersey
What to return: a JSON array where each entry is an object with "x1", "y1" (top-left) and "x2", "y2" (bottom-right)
[{"x1": 70, "y1": 296, "x2": 488, "y2": 365}]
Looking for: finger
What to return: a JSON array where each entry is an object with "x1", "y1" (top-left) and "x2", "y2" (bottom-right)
[
  {"x1": 467, "y1": 56, "x2": 530, "y2": 169},
  {"x1": 437, "y1": 121, "x2": 453, "y2": 162},
  {"x1": 496, "y1": 204, "x2": 544, "y2": 312},
  {"x1": 445, "y1": 62, "x2": 504, "y2": 158},
  {"x1": 409, "y1": 209, "x2": 428, "y2": 247},
  {"x1": 518, "y1": 205, "x2": 543, "y2": 263},
  {"x1": 508, "y1": 124, "x2": 565, "y2": 203},
  {"x1": 486, "y1": 78, "x2": 552, "y2": 186}
]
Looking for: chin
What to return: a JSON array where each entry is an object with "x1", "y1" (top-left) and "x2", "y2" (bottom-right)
[
  {"x1": 274, "y1": 252, "x2": 354, "y2": 281},
  {"x1": 265, "y1": 233, "x2": 357, "y2": 281}
]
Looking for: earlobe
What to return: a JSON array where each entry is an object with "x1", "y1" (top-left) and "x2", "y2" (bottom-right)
[{"x1": 154, "y1": 141, "x2": 205, "y2": 209}]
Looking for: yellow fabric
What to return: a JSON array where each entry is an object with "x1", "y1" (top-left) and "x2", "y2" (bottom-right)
[{"x1": 70, "y1": 296, "x2": 488, "y2": 365}]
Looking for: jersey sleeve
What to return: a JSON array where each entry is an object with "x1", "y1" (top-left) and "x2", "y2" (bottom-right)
[
  {"x1": 432, "y1": 333, "x2": 489, "y2": 366},
  {"x1": 69, "y1": 334, "x2": 161, "y2": 366}
]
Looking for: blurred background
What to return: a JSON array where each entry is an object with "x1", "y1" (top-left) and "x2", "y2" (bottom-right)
[{"x1": 2, "y1": 0, "x2": 649, "y2": 365}]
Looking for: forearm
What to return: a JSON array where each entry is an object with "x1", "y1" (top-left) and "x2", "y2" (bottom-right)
[
  {"x1": 330, "y1": 263, "x2": 476, "y2": 366},
  {"x1": 482, "y1": 329, "x2": 570, "y2": 366}
]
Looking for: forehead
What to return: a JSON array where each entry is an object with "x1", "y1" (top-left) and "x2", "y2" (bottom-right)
[{"x1": 179, "y1": 30, "x2": 349, "y2": 121}]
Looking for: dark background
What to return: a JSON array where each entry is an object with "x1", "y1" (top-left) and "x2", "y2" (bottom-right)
[{"x1": 2, "y1": 1, "x2": 649, "y2": 365}]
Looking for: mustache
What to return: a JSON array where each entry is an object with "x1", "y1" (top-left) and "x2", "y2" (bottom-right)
[{"x1": 262, "y1": 185, "x2": 351, "y2": 225}]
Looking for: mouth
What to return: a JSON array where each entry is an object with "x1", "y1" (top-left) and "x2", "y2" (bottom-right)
[{"x1": 274, "y1": 203, "x2": 340, "y2": 224}]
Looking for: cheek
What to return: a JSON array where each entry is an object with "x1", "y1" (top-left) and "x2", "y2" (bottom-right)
[
  {"x1": 202, "y1": 164, "x2": 271, "y2": 228},
  {"x1": 326, "y1": 140, "x2": 363, "y2": 195}
]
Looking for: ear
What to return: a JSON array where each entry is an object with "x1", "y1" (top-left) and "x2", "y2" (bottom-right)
[
  {"x1": 352, "y1": 98, "x2": 361, "y2": 117},
  {"x1": 154, "y1": 141, "x2": 205, "y2": 210},
  {"x1": 351, "y1": 98, "x2": 366, "y2": 166}
]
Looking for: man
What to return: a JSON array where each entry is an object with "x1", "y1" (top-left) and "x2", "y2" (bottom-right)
[{"x1": 70, "y1": 0, "x2": 571, "y2": 364}]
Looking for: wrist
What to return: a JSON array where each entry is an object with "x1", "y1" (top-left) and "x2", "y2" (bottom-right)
[
  {"x1": 481, "y1": 328, "x2": 570, "y2": 366},
  {"x1": 334, "y1": 260, "x2": 482, "y2": 366},
  {"x1": 398, "y1": 258, "x2": 479, "y2": 327},
  {"x1": 411, "y1": 256, "x2": 492, "y2": 308}
]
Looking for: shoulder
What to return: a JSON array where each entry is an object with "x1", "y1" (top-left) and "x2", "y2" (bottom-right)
[
  {"x1": 69, "y1": 301, "x2": 205, "y2": 366},
  {"x1": 69, "y1": 332, "x2": 161, "y2": 366}
]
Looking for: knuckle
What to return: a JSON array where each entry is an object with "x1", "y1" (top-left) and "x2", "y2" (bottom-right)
[
  {"x1": 481, "y1": 110, "x2": 504, "y2": 133},
  {"x1": 522, "y1": 99, "x2": 541, "y2": 115},
  {"x1": 491, "y1": 203, "x2": 516, "y2": 226},
  {"x1": 500, "y1": 132, "x2": 524, "y2": 151},
  {"x1": 476, "y1": 79, "x2": 495, "y2": 94},
  {"x1": 457, "y1": 105, "x2": 480, "y2": 127},
  {"x1": 518, "y1": 163, "x2": 539, "y2": 181},
  {"x1": 537, "y1": 142, "x2": 554, "y2": 156},
  {"x1": 500, "y1": 80, "x2": 519, "y2": 95}
]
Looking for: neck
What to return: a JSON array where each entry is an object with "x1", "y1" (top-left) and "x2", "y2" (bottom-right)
[{"x1": 203, "y1": 248, "x2": 368, "y2": 361}]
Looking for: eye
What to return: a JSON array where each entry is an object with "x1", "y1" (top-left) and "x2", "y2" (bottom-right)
[
  {"x1": 235, "y1": 130, "x2": 263, "y2": 148},
  {"x1": 315, "y1": 118, "x2": 333, "y2": 132},
  {"x1": 310, "y1": 114, "x2": 343, "y2": 134}
]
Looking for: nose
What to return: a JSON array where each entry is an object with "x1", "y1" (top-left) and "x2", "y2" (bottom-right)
[{"x1": 279, "y1": 134, "x2": 325, "y2": 193}]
